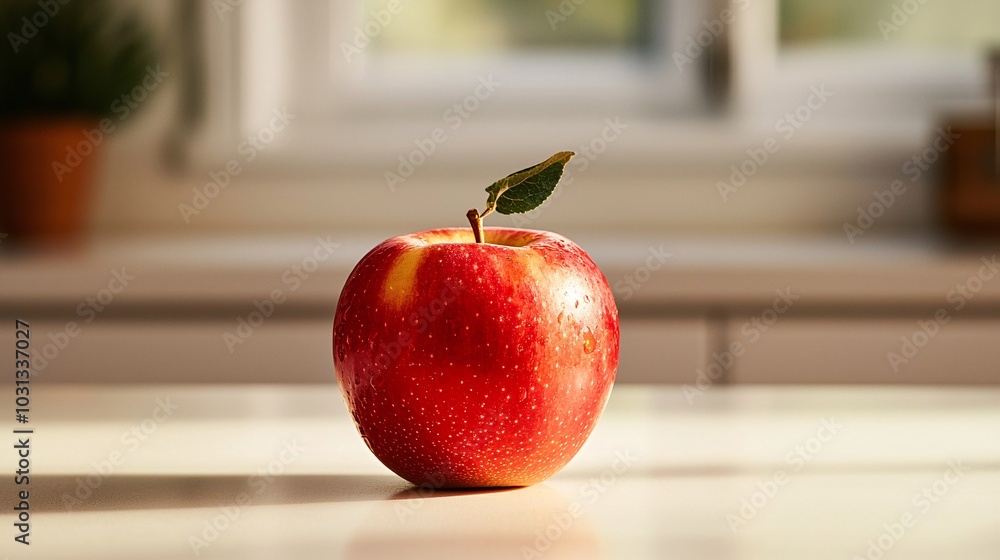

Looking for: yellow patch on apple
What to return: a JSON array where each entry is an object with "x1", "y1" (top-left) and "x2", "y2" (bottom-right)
[{"x1": 380, "y1": 248, "x2": 423, "y2": 309}]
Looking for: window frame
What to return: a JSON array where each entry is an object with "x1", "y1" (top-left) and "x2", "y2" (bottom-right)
[
  {"x1": 732, "y1": 0, "x2": 990, "y2": 124},
  {"x1": 180, "y1": 0, "x2": 992, "y2": 176},
  {"x1": 181, "y1": 0, "x2": 719, "y2": 170}
]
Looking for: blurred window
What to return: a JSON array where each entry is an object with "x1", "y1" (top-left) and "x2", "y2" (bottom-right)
[
  {"x1": 362, "y1": 0, "x2": 648, "y2": 53},
  {"x1": 741, "y1": 0, "x2": 997, "y2": 127},
  {"x1": 188, "y1": 0, "x2": 712, "y2": 167},
  {"x1": 318, "y1": 0, "x2": 681, "y2": 117},
  {"x1": 314, "y1": 0, "x2": 701, "y2": 119},
  {"x1": 780, "y1": 0, "x2": 1000, "y2": 47},
  {"x1": 188, "y1": 0, "x2": 994, "y2": 169}
]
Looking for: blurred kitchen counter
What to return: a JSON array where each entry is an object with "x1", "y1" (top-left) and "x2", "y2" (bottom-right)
[
  {"x1": 1, "y1": 233, "x2": 999, "y2": 383},
  {"x1": 3, "y1": 383, "x2": 999, "y2": 559}
]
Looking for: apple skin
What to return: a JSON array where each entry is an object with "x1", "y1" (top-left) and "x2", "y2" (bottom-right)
[{"x1": 333, "y1": 227, "x2": 619, "y2": 488}]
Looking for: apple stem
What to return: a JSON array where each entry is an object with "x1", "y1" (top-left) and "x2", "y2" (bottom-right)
[{"x1": 467, "y1": 208, "x2": 485, "y2": 244}]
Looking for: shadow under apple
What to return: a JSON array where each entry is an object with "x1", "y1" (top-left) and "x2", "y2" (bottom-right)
[{"x1": 343, "y1": 483, "x2": 604, "y2": 560}]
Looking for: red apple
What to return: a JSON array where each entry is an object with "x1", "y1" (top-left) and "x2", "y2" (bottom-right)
[{"x1": 333, "y1": 227, "x2": 619, "y2": 488}]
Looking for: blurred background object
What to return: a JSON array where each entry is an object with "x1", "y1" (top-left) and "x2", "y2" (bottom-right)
[
  {"x1": 940, "y1": 50, "x2": 1000, "y2": 235},
  {"x1": 0, "y1": 0, "x2": 155, "y2": 244},
  {"x1": 1, "y1": 0, "x2": 1000, "y2": 384}
]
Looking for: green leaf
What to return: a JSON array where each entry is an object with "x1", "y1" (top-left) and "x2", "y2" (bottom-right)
[{"x1": 484, "y1": 151, "x2": 574, "y2": 215}]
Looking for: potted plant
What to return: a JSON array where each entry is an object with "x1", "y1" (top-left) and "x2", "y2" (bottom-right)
[{"x1": 0, "y1": 0, "x2": 155, "y2": 244}]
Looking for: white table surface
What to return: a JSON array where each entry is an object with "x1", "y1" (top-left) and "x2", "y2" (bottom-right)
[{"x1": 4, "y1": 384, "x2": 999, "y2": 559}]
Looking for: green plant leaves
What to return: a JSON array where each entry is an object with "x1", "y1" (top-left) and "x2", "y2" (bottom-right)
[
  {"x1": 0, "y1": 0, "x2": 157, "y2": 118},
  {"x1": 484, "y1": 151, "x2": 574, "y2": 215}
]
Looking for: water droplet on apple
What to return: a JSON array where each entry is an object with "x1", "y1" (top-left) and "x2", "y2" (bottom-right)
[
  {"x1": 582, "y1": 327, "x2": 596, "y2": 354},
  {"x1": 584, "y1": 294, "x2": 591, "y2": 303},
  {"x1": 557, "y1": 311, "x2": 564, "y2": 323},
  {"x1": 574, "y1": 300, "x2": 579, "y2": 308},
  {"x1": 353, "y1": 416, "x2": 372, "y2": 446}
]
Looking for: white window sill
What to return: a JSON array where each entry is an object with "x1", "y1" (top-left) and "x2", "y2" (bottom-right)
[{"x1": 185, "y1": 110, "x2": 961, "y2": 175}]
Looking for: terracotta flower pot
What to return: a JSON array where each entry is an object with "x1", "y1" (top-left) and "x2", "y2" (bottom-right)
[{"x1": 0, "y1": 119, "x2": 102, "y2": 244}]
